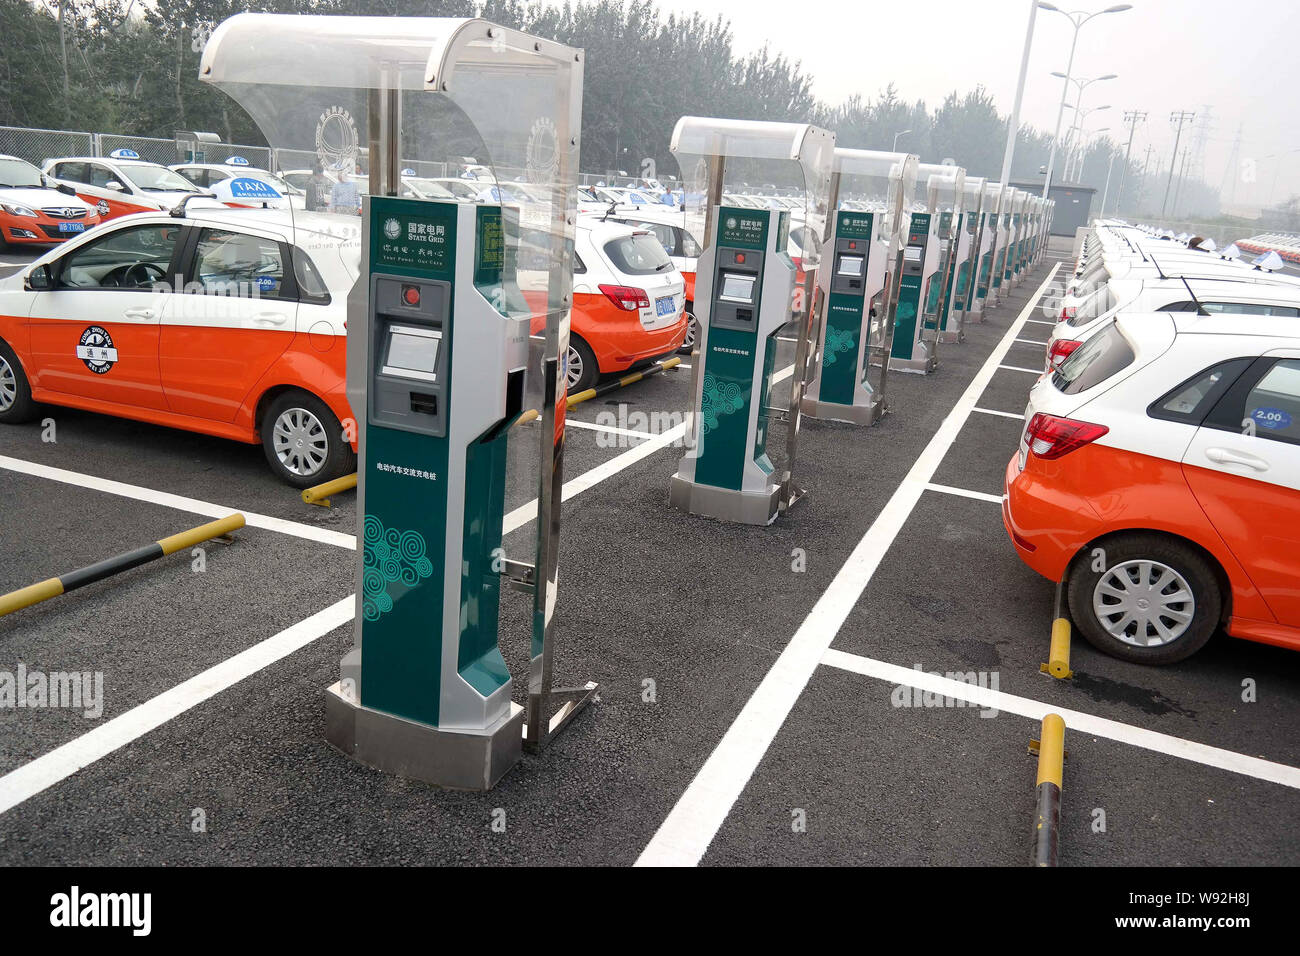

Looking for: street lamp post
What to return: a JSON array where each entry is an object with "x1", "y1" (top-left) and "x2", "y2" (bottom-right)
[
  {"x1": 1066, "y1": 105, "x2": 1111, "y2": 180},
  {"x1": 1038, "y1": 3, "x2": 1133, "y2": 200},
  {"x1": 892, "y1": 129, "x2": 912, "y2": 152},
  {"x1": 1053, "y1": 72, "x2": 1115, "y2": 180}
]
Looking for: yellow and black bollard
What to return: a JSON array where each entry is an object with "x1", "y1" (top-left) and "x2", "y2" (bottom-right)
[
  {"x1": 0, "y1": 514, "x2": 245, "y2": 618},
  {"x1": 1029, "y1": 713, "x2": 1066, "y2": 867}
]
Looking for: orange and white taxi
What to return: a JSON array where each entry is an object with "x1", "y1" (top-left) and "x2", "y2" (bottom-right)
[
  {"x1": 1004, "y1": 311, "x2": 1300, "y2": 664},
  {"x1": 42, "y1": 152, "x2": 213, "y2": 222},
  {"x1": 0, "y1": 208, "x2": 359, "y2": 487}
]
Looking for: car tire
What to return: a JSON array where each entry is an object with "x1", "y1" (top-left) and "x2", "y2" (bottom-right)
[
  {"x1": 1067, "y1": 533, "x2": 1221, "y2": 665},
  {"x1": 0, "y1": 339, "x2": 39, "y2": 425},
  {"x1": 260, "y1": 390, "x2": 356, "y2": 489},
  {"x1": 566, "y1": 335, "x2": 598, "y2": 393},
  {"x1": 679, "y1": 305, "x2": 698, "y2": 353}
]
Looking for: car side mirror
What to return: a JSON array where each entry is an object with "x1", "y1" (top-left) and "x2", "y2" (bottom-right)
[
  {"x1": 56, "y1": 183, "x2": 76, "y2": 196},
  {"x1": 25, "y1": 264, "x2": 53, "y2": 291},
  {"x1": 106, "y1": 181, "x2": 124, "y2": 192}
]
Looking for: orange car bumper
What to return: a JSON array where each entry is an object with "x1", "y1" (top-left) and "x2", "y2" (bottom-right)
[
  {"x1": 1, "y1": 211, "x2": 100, "y2": 244},
  {"x1": 1002, "y1": 451, "x2": 1102, "y2": 583},
  {"x1": 574, "y1": 295, "x2": 688, "y2": 373}
]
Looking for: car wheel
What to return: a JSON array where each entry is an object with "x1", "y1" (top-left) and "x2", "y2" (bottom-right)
[
  {"x1": 679, "y1": 306, "x2": 698, "y2": 353},
  {"x1": 261, "y1": 390, "x2": 356, "y2": 489},
  {"x1": 0, "y1": 339, "x2": 38, "y2": 424},
  {"x1": 566, "y1": 335, "x2": 598, "y2": 393},
  {"x1": 1067, "y1": 533, "x2": 1221, "y2": 665}
]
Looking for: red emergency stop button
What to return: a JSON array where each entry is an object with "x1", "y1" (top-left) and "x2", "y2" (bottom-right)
[
  {"x1": 849, "y1": 241, "x2": 857, "y2": 249},
  {"x1": 736, "y1": 253, "x2": 746, "y2": 264},
  {"x1": 402, "y1": 285, "x2": 420, "y2": 307}
]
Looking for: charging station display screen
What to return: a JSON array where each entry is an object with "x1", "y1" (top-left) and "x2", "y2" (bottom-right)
[
  {"x1": 837, "y1": 255, "x2": 864, "y2": 277},
  {"x1": 904, "y1": 246, "x2": 923, "y2": 262},
  {"x1": 384, "y1": 326, "x2": 441, "y2": 380},
  {"x1": 719, "y1": 272, "x2": 756, "y2": 304}
]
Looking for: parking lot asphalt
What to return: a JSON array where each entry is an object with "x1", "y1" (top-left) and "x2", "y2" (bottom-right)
[{"x1": 1, "y1": 238, "x2": 1297, "y2": 867}]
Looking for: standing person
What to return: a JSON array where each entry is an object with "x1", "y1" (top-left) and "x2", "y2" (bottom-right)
[
  {"x1": 306, "y1": 163, "x2": 331, "y2": 212},
  {"x1": 329, "y1": 167, "x2": 361, "y2": 216}
]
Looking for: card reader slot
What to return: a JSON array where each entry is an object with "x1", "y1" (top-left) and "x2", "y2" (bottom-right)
[{"x1": 410, "y1": 392, "x2": 439, "y2": 416}]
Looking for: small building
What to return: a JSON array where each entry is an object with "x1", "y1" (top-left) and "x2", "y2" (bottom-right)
[{"x1": 1011, "y1": 181, "x2": 1097, "y2": 236}]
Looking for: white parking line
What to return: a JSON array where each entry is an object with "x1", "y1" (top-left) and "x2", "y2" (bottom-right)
[
  {"x1": 0, "y1": 596, "x2": 356, "y2": 817},
  {"x1": 998, "y1": 364, "x2": 1044, "y2": 375},
  {"x1": 0, "y1": 454, "x2": 356, "y2": 550},
  {"x1": 972, "y1": 407, "x2": 1023, "y2": 421},
  {"x1": 1014, "y1": 338, "x2": 1048, "y2": 346},
  {"x1": 1025, "y1": 319, "x2": 1056, "y2": 326},
  {"x1": 634, "y1": 265, "x2": 1061, "y2": 867},
  {"x1": 822, "y1": 648, "x2": 1300, "y2": 790},
  {"x1": 0, "y1": 356, "x2": 768, "y2": 815},
  {"x1": 923, "y1": 482, "x2": 1002, "y2": 505},
  {"x1": 565, "y1": 418, "x2": 657, "y2": 441}
]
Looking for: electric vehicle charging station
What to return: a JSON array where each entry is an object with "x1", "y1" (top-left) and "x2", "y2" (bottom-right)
[
  {"x1": 669, "y1": 117, "x2": 834, "y2": 525},
  {"x1": 917, "y1": 163, "x2": 966, "y2": 347},
  {"x1": 938, "y1": 173, "x2": 983, "y2": 343},
  {"x1": 1020, "y1": 196, "x2": 1037, "y2": 277},
  {"x1": 202, "y1": 14, "x2": 594, "y2": 790},
  {"x1": 964, "y1": 179, "x2": 998, "y2": 323},
  {"x1": 990, "y1": 186, "x2": 1017, "y2": 305},
  {"x1": 977, "y1": 182, "x2": 1006, "y2": 310},
  {"x1": 890, "y1": 164, "x2": 962, "y2": 373},
  {"x1": 1006, "y1": 188, "x2": 1029, "y2": 288},
  {"x1": 803, "y1": 149, "x2": 917, "y2": 425}
]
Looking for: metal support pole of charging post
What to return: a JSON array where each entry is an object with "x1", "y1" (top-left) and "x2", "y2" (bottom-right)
[{"x1": 523, "y1": 52, "x2": 599, "y2": 753}]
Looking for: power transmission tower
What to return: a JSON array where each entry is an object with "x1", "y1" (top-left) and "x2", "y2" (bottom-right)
[
  {"x1": 1188, "y1": 106, "x2": 1213, "y2": 183},
  {"x1": 1219, "y1": 122, "x2": 1243, "y2": 205},
  {"x1": 1161, "y1": 111, "x2": 1195, "y2": 217},
  {"x1": 1116, "y1": 110, "x2": 1147, "y2": 215},
  {"x1": 1171, "y1": 146, "x2": 1191, "y2": 218}
]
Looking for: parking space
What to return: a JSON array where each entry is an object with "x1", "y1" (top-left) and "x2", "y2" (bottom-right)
[{"x1": 2, "y1": 238, "x2": 1297, "y2": 867}]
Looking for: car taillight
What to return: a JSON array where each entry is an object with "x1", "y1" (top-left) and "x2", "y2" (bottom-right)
[
  {"x1": 1058, "y1": 305, "x2": 1076, "y2": 322},
  {"x1": 1024, "y1": 413, "x2": 1108, "y2": 461},
  {"x1": 1047, "y1": 339, "x2": 1082, "y2": 369},
  {"x1": 598, "y1": 284, "x2": 650, "y2": 311}
]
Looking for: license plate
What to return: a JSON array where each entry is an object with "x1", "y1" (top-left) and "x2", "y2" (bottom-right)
[
  {"x1": 655, "y1": 295, "x2": 676, "y2": 317},
  {"x1": 58, "y1": 222, "x2": 85, "y2": 233}
]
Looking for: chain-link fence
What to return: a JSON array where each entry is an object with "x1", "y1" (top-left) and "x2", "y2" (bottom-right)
[
  {"x1": 0, "y1": 126, "x2": 95, "y2": 166},
  {"x1": 1, "y1": 125, "x2": 274, "y2": 172},
  {"x1": 98, "y1": 133, "x2": 180, "y2": 165}
]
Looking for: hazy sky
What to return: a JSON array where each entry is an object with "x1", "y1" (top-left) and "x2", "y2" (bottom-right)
[{"x1": 659, "y1": 0, "x2": 1300, "y2": 208}]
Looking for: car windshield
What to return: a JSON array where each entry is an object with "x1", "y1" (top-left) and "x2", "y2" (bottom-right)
[
  {"x1": 121, "y1": 165, "x2": 200, "y2": 192},
  {"x1": 604, "y1": 232, "x2": 674, "y2": 276},
  {"x1": 0, "y1": 157, "x2": 45, "y2": 188},
  {"x1": 404, "y1": 178, "x2": 457, "y2": 199}
]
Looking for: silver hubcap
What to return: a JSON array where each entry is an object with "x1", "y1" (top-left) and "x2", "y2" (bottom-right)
[
  {"x1": 0, "y1": 355, "x2": 16, "y2": 412},
  {"x1": 273, "y1": 406, "x2": 329, "y2": 477},
  {"x1": 683, "y1": 312, "x2": 698, "y2": 349},
  {"x1": 566, "y1": 345, "x2": 584, "y2": 390},
  {"x1": 1093, "y1": 559, "x2": 1196, "y2": 647}
]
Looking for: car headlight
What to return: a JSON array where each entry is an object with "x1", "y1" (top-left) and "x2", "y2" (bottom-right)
[{"x1": 1, "y1": 203, "x2": 37, "y2": 218}]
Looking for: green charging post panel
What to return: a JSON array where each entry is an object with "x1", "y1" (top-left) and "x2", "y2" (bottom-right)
[
  {"x1": 672, "y1": 204, "x2": 795, "y2": 525},
  {"x1": 891, "y1": 211, "x2": 930, "y2": 360},
  {"x1": 352, "y1": 196, "x2": 524, "y2": 732},
  {"x1": 817, "y1": 210, "x2": 873, "y2": 406},
  {"x1": 693, "y1": 206, "x2": 778, "y2": 490}
]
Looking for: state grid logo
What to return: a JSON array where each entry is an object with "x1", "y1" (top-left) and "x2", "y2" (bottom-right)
[
  {"x1": 362, "y1": 515, "x2": 434, "y2": 622},
  {"x1": 700, "y1": 373, "x2": 744, "y2": 436},
  {"x1": 383, "y1": 217, "x2": 402, "y2": 240}
]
